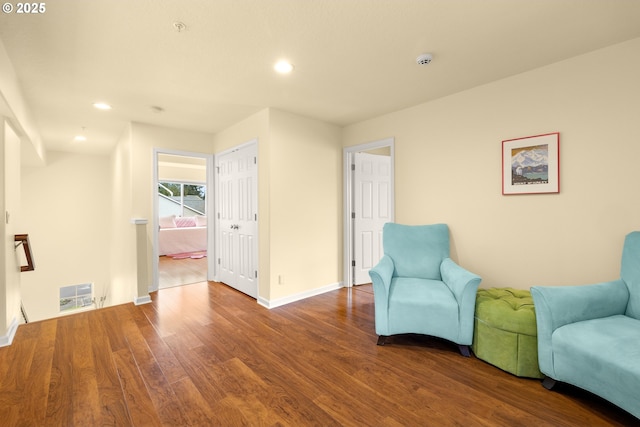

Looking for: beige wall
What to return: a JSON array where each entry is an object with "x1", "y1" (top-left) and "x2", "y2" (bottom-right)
[
  {"x1": 268, "y1": 109, "x2": 342, "y2": 300},
  {"x1": 130, "y1": 122, "x2": 215, "y2": 221},
  {"x1": 109, "y1": 124, "x2": 136, "y2": 306},
  {"x1": 1, "y1": 38, "x2": 43, "y2": 340},
  {"x1": 0, "y1": 40, "x2": 45, "y2": 166},
  {"x1": 343, "y1": 37, "x2": 640, "y2": 289},
  {"x1": 158, "y1": 154, "x2": 207, "y2": 183},
  {"x1": 129, "y1": 122, "x2": 214, "y2": 292},
  {"x1": 17, "y1": 122, "x2": 215, "y2": 322},
  {"x1": 212, "y1": 109, "x2": 343, "y2": 304},
  {"x1": 213, "y1": 109, "x2": 271, "y2": 299},
  {"x1": 10, "y1": 36, "x2": 640, "y2": 326},
  {"x1": 21, "y1": 151, "x2": 112, "y2": 321},
  {"x1": 1, "y1": 120, "x2": 21, "y2": 342}
]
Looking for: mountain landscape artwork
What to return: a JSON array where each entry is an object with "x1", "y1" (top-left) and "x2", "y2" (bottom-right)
[
  {"x1": 511, "y1": 144, "x2": 549, "y2": 185},
  {"x1": 502, "y1": 132, "x2": 559, "y2": 195}
]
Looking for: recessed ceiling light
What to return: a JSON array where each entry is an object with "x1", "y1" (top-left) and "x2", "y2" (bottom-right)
[
  {"x1": 93, "y1": 102, "x2": 112, "y2": 110},
  {"x1": 274, "y1": 60, "x2": 294, "y2": 74}
]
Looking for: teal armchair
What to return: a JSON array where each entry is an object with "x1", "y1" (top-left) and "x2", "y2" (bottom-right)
[
  {"x1": 369, "y1": 223, "x2": 482, "y2": 356},
  {"x1": 531, "y1": 231, "x2": 640, "y2": 420}
]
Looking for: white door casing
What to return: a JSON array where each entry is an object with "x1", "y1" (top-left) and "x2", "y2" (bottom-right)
[
  {"x1": 216, "y1": 142, "x2": 258, "y2": 298},
  {"x1": 353, "y1": 152, "x2": 392, "y2": 285}
]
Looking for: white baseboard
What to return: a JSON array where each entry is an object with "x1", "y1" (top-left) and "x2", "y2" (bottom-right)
[
  {"x1": 134, "y1": 295, "x2": 152, "y2": 305},
  {"x1": 258, "y1": 282, "x2": 343, "y2": 309},
  {"x1": 0, "y1": 317, "x2": 19, "y2": 347}
]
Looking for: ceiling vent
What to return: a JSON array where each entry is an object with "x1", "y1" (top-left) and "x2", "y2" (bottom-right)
[{"x1": 416, "y1": 53, "x2": 433, "y2": 66}]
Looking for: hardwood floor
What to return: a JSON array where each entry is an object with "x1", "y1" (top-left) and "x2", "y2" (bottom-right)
[
  {"x1": 0, "y1": 282, "x2": 636, "y2": 426},
  {"x1": 158, "y1": 255, "x2": 207, "y2": 289}
]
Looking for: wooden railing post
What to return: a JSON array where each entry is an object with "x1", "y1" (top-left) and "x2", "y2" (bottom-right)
[{"x1": 131, "y1": 219, "x2": 152, "y2": 305}]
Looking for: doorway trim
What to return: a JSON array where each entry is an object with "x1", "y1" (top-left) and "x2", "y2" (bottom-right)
[
  {"x1": 151, "y1": 147, "x2": 215, "y2": 292},
  {"x1": 343, "y1": 137, "x2": 395, "y2": 288}
]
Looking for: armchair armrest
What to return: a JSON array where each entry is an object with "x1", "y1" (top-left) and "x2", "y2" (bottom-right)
[
  {"x1": 369, "y1": 255, "x2": 394, "y2": 296},
  {"x1": 531, "y1": 280, "x2": 629, "y2": 376},
  {"x1": 369, "y1": 255, "x2": 395, "y2": 335},
  {"x1": 440, "y1": 258, "x2": 482, "y2": 302},
  {"x1": 440, "y1": 258, "x2": 482, "y2": 344}
]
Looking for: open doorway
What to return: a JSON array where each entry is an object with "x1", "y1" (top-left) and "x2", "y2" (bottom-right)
[
  {"x1": 343, "y1": 138, "x2": 395, "y2": 288},
  {"x1": 153, "y1": 150, "x2": 214, "y2": 290}
]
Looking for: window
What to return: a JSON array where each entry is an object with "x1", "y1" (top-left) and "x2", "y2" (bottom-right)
[
  {"x1": 60, "y1": 283, "x2": 93, "y2": 312},
  {"x1": 158, "y1": 181, "x2": 206, "y2": 217}
]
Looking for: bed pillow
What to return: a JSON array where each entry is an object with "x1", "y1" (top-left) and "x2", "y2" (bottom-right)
[
  {"x1": 159, "y1": 215, "x2": 176, "y2": 228},
  {"x1": 175, "y1": 216, "x2": 197, "y2": 228},
  {"x1": 195, "y1": 215, "x2": 207, "y2": 227}
]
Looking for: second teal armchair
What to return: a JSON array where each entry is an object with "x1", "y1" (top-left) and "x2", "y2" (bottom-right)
[
  {"x1": 369, "y1": 223, "x2": 482, "y2": 356},
  {"x1": 531, "y1": 231, "x2": 640, "y2": 419}
]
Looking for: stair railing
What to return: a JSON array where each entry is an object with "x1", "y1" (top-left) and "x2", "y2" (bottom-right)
[{"x1": 14, "y1": 234, "x2": 35, "y2": 272}]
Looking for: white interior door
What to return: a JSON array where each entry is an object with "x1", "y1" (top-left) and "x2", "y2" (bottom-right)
[
  {"x1": 216, "y1": 143, "x2": 258, "y2": 298},
  {"x1": 353, "y1": 152, "x2": 391, "y2": 285}
]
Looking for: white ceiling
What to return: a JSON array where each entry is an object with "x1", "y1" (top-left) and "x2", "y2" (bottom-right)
[{"x1": 2, "y1": 0, "x2": 640, "y2": 156}]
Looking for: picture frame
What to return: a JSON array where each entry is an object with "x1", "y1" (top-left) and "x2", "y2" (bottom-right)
[{"x1": 502, "y1": 132, "x2": 560, "y2": 195}]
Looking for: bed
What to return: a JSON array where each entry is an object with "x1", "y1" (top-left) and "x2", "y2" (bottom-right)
[{"x1": 158, "y1": 215, "x2": 207, "y2": 256}]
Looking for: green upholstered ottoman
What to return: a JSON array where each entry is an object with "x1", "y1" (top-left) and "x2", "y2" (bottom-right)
[{"x1": 472, "y1": 288, "x2": 543, "y2": 378}]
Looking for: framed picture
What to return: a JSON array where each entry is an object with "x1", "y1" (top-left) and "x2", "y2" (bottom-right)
[{"x1": 502, "y1": 132, "x2": 559, "y2": 195}]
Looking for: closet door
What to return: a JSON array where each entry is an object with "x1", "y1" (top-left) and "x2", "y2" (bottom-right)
[{"x1": 216, "y1": 143, "x2": 258, "y2": 298}]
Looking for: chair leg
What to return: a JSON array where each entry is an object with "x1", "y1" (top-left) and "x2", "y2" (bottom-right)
[
  {"x1": 542, "y1": 376, "x2": 557, "y2": 390},
  {"x1": 377, "y1": 335, "x2": 388, "y2": 346},
  {"x1": 458, "y1": 345, "x2": 471, "y2": 357}
]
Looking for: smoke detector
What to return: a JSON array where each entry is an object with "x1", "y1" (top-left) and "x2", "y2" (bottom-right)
[
  {"x1": 173, "y1": 21, "x2": 187, "y2": 32},
  {"x1": 416, "y1": 53, "x2": 433, "y2": 66}
]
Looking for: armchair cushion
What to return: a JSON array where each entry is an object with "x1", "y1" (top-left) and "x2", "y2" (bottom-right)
[
  {"x1": 383, "y1": 223, "x2": 449, "y2": 280},
  {"x1": 552, "y1": 315, "x2": 640, "y2": 419},
  {"x1": 387, "y1": 278, "x2": 459, "y2": 339}
]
